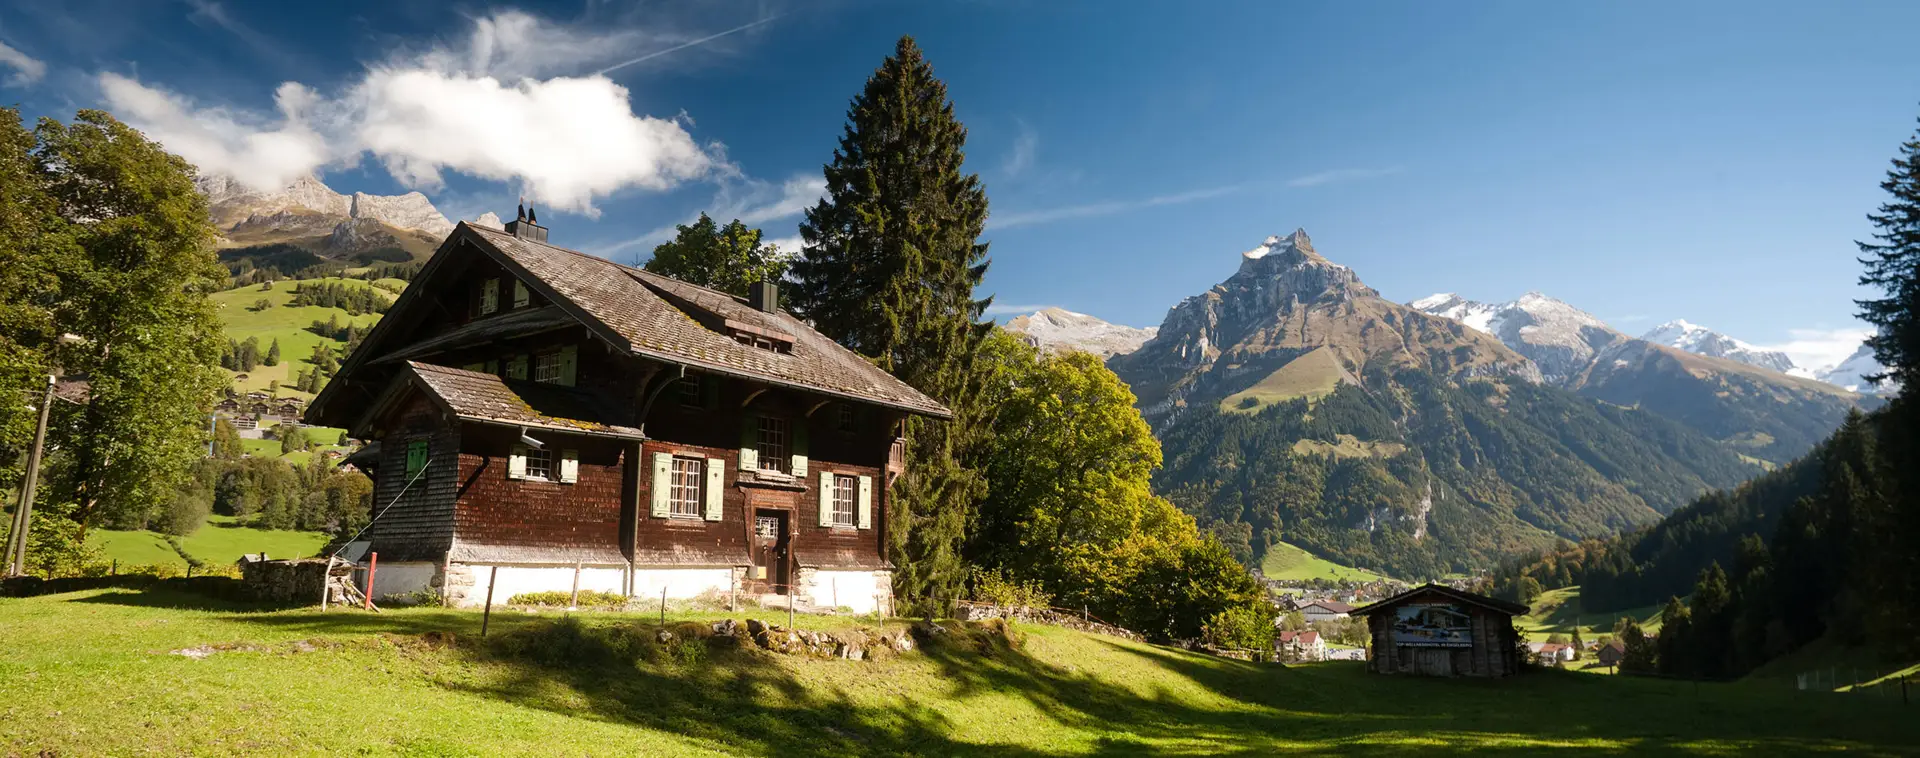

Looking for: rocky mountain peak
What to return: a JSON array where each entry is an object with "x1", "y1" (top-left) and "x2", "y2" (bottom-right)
[
  {"x1": 1004, "y1": 307, "x2": 1157, "y2": 358},
  {"x1": 1411, "y1": 291, "x2": 1623, "y2": 384},
  {"x1": 1640, "y1": 320, "x2": 1795, "y2": 374},
  {"x1": 1231, "y1": 229, "x2": 1377, "y2": 302},
  {"x1": 196, "y1": 173, "x2": 454, "y2": 240}
]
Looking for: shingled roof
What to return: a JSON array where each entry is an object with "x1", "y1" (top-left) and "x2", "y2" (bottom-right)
[
  {"x1": 461, "y1": 224, "x2": 952, "y2": 419},
  {"x1": 395, "y1": 361, "x2": 644, "y2": 440}
]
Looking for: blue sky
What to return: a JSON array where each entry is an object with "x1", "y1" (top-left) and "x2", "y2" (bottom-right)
[{"x1": 2, "y1": 0, "x2": 1917, "y2": 370}]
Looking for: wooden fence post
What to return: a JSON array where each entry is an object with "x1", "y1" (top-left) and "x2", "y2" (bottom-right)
[
  {"x1": 319, "y1": 556, "x2": 333, "y2": 610},
  {"x1": 364, "y1": 551, "x2": 378, "y2": 611},
  {"x1": 569, "y1": 560, "x2": 581, "y2": 610},
  {"x1": 659, "y1": 586, "x2": 667, "y2": 625},
  {"x1": 482, "y1": 566, "x2": 498, "y2": 637},
  {"x1": 788, "y1": 587, "x2": 795, "y2": 630}
]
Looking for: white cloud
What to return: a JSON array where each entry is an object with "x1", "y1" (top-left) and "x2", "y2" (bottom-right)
[
  {"x1": 99, "y1": 10, "x2": 755, "y2": 215},
  {"x1": 984, "y1": 302, "x2": 1061, "y2": 317},
  {"x1": 1001, "y1": 122, "x2": 1037, "y2": 179},
  {"x1": 990, "y1": 185, "x2": 1242, "y2": 230},
  {"x1": 1757, "y1": 327, "x2": 1873, "y2": 373},
  {"x1": 99, "y1": 73, "x2": 333, "y2": 191},
  {"x1": 0, "y1": 40, "x2": 47, "y2": 86},
  {"x1": 1286, "y1": 167, "x2": 1401, "y2": 188}
]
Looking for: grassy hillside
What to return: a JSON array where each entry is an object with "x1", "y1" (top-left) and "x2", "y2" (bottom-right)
[
  {"x1": 1515, "y1": 586, "x2": 1663, "y2": 643},
  {"x1": 1220, "y1": 347, "x2": 1352, "y2": 414},
  {"x1": 93, "y1": 515, "x2": 330, "y2": 569},
  {"x1": 1, "y1": 585, "x2": 1913, "y2": 756},
  {"x1": 1259, "y1": 540, "x2": 1392, "y2": 582},
  {"x1": 211, "y1": 276, "x2": 387, "y2": 398}
]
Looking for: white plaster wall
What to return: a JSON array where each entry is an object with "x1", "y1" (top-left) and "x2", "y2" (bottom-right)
[
  {"x1": 457, "y1": 564, "x2": 629, "y2": 608},
  {"x1": 802, "y1": 569, "x2": 890, "y2": 615},
  {"x1": 362, "y1": 562, "x2": 438, "y2": 599},
  {"x1": 629, "y1": 567, "x2": 737, "y2": 603}
]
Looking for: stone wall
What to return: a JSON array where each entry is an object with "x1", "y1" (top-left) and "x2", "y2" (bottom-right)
[
  {"x1": 954, "y1": 602, "x2": 1144, "y2": 642},
  {"x1": 238, "y1": 559, "x2": 333, "y2": 603}
]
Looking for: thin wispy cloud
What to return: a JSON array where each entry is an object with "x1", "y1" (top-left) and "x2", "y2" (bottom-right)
[
  {"x1": 184, "y1": 0, "x2": 303, "y2": 73},
  {"x1": 596, "y1": 173, "x2": 825, "y2": 259},
  {"x1": 1286, "y1": 167, "x2": 1401, "y2": 188},
  {"x1": 990, "y1": 185, "x2": 1243, "y2": 230},
  {"x1": 0, "y1": 40, "x2": 46, "y2": 86},
  {"x1": 1001, "y1": 122, "x2": 1037, "y2": 179},
  {"x1": 1758, "y1": 326, "x2": 1874, "y2": 372},
  {"x1": 596, "y1": 14, "x2": 785, "y2": 76}
]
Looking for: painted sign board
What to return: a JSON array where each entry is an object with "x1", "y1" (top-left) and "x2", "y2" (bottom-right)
[{"x1": 1390, "y1": 602, "x2": 1473, "y2": 648}]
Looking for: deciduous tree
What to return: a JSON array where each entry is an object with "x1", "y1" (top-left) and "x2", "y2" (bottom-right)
[{"x1": 643, "y1": 213, "x2": 789, "y2": 296}]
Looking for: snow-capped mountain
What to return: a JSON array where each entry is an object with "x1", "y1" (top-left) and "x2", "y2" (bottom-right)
[
  {"x1": 1640, "y1": 320, "x2": 1796, "y2": 374},
  {"x1": 1409, "y1": 292, "x2": 1626, "y2": 383},
  {"x1": 1004, "y1": 307, "x2": 1157, "y2": 358},
  {"x1": 1816, "y1": 344, "x2": 1895, "y2": 395},
  {"x1": 196, "y1": 174, "x2": 456, "y2": 240}
]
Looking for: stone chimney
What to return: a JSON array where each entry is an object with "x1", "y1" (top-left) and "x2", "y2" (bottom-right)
[
  {"x1": 504, "y1": 201, "x2": 548, "y2": 243},
  {"x1": 748, "y1": 281, "x2": 779, "y2": 313}
]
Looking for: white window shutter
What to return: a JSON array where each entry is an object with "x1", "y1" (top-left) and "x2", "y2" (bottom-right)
[
  {"x1": 558, "y1": 345, "x2": 578, "y2": 387},
  {"x1": 704, "y1": 457, "x2": 725, "y2": 521},
  {"x1": 791, "y1": 453, "x2": 808, "y2": 478},
  {"x1": 650, "y1": 452, "x2": 672, "y2": 518},
  {"x1": 739, "y1": 445, "x2": 758, "y2": 473},
  {"x1": 857, "y1": 475, "x2": 873, "y2": 530},
  {"x1": 481, "y1": 279, "x2": 499, "y2": 314},
  {"x1": 513, "y1": 280, "x2": 530, "y2": 308},
  {"x1": 818, "y1": 471, "x2": 835, "y2": 527},
  {"x1": 558, "y1": 449, "x2": 579, "y2": 483},
  {"x1": 508, "y1": 444, "x2": 527, "y2": 480}
]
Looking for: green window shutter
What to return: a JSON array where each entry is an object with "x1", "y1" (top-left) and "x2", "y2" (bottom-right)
[
  {"x1": 405, "y1": 440, "x2": 428, "y2": 478},
  {"x1": 485, "y1": 359, "x2": 499, "y2": 375},
  {"x1": 704, "y1": 457, "x2": 725, "y2": 521},
  {"x1": 791, "y1": 420, "x2": 809, "y2": 477},
  {"x1": 507, "y1": 354, "x2": 528, "y2": 380},
  {"x1": 650, "y1": 452, "x2": 672, "y2": 518},
  {"x1": 818, "y1": 471, "x2": 835, "y2": 527},
  {"x1": 513, "y1": 280, "x2": 530, "y2": 309},
  {"x1": 738, "y1": 415, "x2": 758, "y2": 471},
  {"x1": 857, "y1": 475, "x2": 873, "y2": 530},
  {"x1": 558, "y1": 449, "x2": 579, "y2": 483},
  {"x1": 461, "y1": 362, "x2": 485, "y2": 372},
  {"x1": 508, "y1": 444, "x2": 527, "y2": 480},
  {"x1": 558, "y1": 345, "x2": 577, "y2": 387},
  {"x1": 481, "y1": 279, "x2": 499, "y2": 314},
  {"x1": 701, "y1": 376, "x2": 719, "y2": 410}
]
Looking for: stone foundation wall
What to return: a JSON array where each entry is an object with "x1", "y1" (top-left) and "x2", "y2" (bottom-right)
[{"x1": 954, "y1": 602, "x2": 1143, "y2": 642}]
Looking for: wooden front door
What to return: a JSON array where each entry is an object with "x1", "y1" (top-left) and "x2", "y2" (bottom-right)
[{"x1": 752, "y1": 509, "x2": 791, "y2": 594}]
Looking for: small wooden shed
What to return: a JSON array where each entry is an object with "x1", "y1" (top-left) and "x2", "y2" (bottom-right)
[{"x1": 1351, "y1": 583, "x2": 1528, "y2": 678}]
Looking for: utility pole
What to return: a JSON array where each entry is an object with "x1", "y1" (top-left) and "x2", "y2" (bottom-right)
[{"x1": 5, "y1": 374, "x2": 57, "y2": 577}]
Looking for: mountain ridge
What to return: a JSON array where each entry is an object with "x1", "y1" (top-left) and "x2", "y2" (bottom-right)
[{"x1": 1004, "y1": 307, "x2": 1157, "y2": 358}]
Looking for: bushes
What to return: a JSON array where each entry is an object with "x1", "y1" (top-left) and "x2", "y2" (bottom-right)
[
  {"x1": 968, "y1": 567, "x2": 1052, "y2": 609},
  {"x1": 507, "y1": 590, "x2": 629, "y2": 608},
  {"x1": 1202, "y1": 605, "x2": 1276, "y2": 651}
]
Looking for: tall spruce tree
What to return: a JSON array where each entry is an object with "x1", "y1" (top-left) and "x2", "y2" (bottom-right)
[
  {"x1": 1857, "y1": 112, "x2": 1920, "y2": 387},
  {"x1": 790, "y1": 36, "x2": 993, "y2": 612}
]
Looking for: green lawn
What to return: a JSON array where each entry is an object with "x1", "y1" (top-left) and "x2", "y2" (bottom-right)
[
  {"x1": 94, "y1": 515, "x2": 330, "y2": 569},
  {"x1": 1, "y1": 584, "x2": 1913, "y2": 756},
  {"x1": 1259, "y1": 540, "x2": 1392, "y2": 583}
]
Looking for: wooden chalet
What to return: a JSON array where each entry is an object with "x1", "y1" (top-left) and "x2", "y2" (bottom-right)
[
  {"x1": 306, "y1": 210, "x2": 951, "y2": 612},
  {"x1": 1351, "y1": 583, "x2": 1528, "y2": 677}
]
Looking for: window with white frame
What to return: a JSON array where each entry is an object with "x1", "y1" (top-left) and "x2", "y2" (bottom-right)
[
  {"x1": 832, "y1": 474, "x2": 857, "y2": 527},
  {"x1": 756, "y1": 416, "x2": 789, "y2": 473},
  {"x1": 524, "y1": 447, "x2": 553, "y2": 480},
  {"x1": 677, "y1": 377, "x2": 701, "y2": 408},
  {"x1": 669, "y1": 456, "x2": 703, "y2": 517},
  {"x1": 533, "y1": 351, "x2": 563, "y2": 383}
]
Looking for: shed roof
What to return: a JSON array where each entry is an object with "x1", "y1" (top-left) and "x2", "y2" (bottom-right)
[{"x1": 1350, "y1": 583, "x2": 1529, "y2": 618}]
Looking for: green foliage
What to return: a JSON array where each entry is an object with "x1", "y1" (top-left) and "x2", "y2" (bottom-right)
[
  {"x1": 287, "y1": 280, "x2": 391, "y2": 315},
  {"x1": 264, "y1": 338, "x2": 280, "y2": 366},
  {"x1": 508, "y1": 590, "x2": 630, "y2": 609},
  {"x1": 277, "y1": 425, "x2": 309, "y2": 454},
  {"x1": 1617, "y1": 617, "x2": 1657, "y2": 673},
  {"x1": 25, "y1": 110, "x2": 228, "y2": 534},
  {"x1": 1201, "y1": 604, "x2": 1276, "y2": 651},
  {"x1": 790, "y1": 37, "x2": 992, "y2": 614},
  {"x1": 642, "y1": 213, "x2": 790, "y2": 296},
  {"x1": 1855, "y1": 112, "x2": 1920, "y2": 389},
  {"x1": 0, "y1": 109, "x2": 72, "y2": 481},
  {"x1": 968, "y1": 566, "x2": 1053, "y2": 608},
  {"x1": 19, "y1": 502, "x2": 107, "y2": 578}
]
